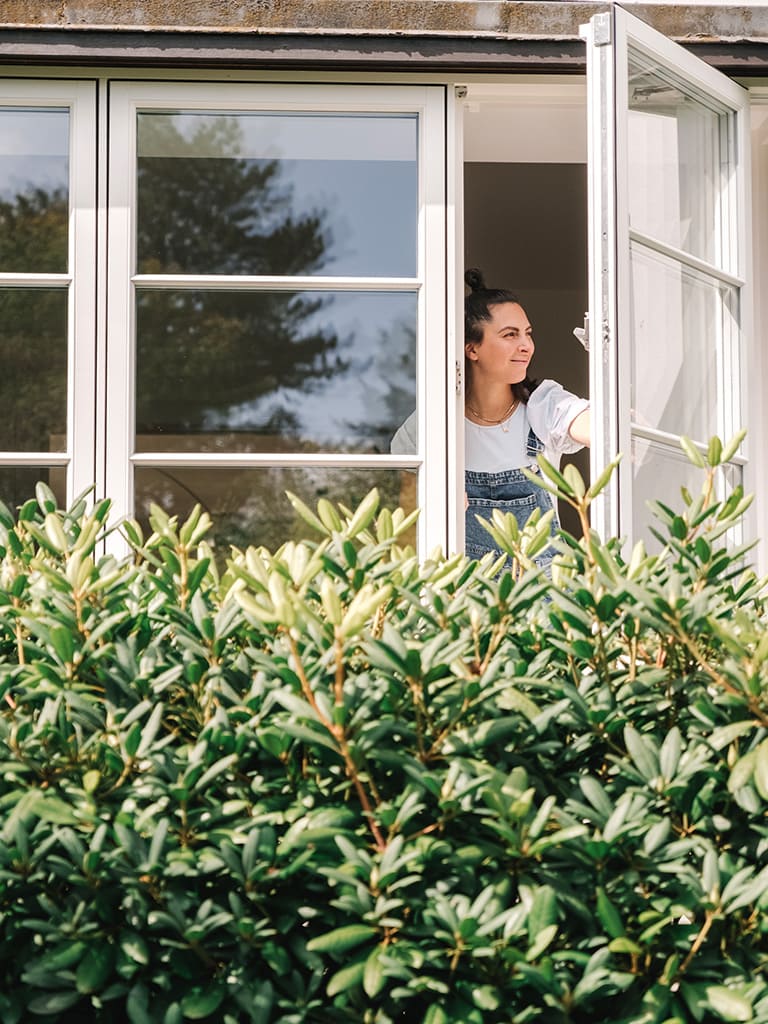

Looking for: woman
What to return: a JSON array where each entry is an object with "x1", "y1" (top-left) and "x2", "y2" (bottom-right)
[
  {"x1": 391, "y1": 268, "x2": 589, "y2": 569},
  {"x1": 462, "y1": 269, "x2": 589, "y2": 570}
]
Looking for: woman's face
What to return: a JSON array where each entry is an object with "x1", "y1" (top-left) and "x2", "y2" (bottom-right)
[{"x1": 465, "y1": 302, "x2": 534, "y2": 385}]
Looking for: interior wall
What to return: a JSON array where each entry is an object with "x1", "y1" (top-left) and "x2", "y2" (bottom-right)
[{"x1": 464, "y1": 161, "x2": 589, "y2": 535}]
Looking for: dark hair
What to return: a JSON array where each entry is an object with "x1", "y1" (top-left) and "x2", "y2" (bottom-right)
[{"x1": 464, "y1": 268, "x2": 538, "y2": 402}]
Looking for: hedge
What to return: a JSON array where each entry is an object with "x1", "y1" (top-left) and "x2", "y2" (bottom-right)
[{"x1": 0, "y1": 435, "x2": 766, "y2": 1023}]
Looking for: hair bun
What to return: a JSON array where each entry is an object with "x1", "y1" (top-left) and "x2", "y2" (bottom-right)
[{"x1": 464, "y1": 267, "x2": 486, "y2": 292}]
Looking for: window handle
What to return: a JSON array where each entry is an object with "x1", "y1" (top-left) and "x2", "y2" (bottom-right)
[{"x1": 573, "y1": 313, "x2": 589, "y2": 352}]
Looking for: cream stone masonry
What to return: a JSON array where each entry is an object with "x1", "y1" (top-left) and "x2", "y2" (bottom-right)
[{"x1": 1, "y1": 1, "x2": 768, "y2": 44}]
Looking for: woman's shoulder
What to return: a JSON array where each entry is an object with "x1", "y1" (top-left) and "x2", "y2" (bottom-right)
[
  {"x1": 526, "y1": 379, "x2": 589, "y2": 453},
  {"x1": 528, "y1": 378, "x2": 581, "y2": 409}
]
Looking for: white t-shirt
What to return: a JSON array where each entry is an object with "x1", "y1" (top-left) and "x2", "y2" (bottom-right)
[
  {"x1": 390, "y1": 379, "x2": 588, "y2": 470},
  {"x1": 466, "y1": 379, "x2": 588, "y2": 472}
]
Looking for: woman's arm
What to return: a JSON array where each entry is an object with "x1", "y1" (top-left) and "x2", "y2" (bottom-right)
[{"x1": 568, "y1": 407, "x2": 591, "y2": 447}]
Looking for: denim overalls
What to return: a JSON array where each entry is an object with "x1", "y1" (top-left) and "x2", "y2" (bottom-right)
[{"x1": 465, "y1": 427, "x2": 557, "y2": 573}]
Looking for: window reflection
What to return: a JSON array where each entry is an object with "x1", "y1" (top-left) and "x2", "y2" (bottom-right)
[
  {"x1": 0, "y1": 289, "x2": 68, "y2": 452},
  {"x1": 630, "y1": 244, "x2": 732, "y2": 442},
  {"x1": 134, "y1": 466, "x2": 417, "y2": 554},
  {"x1": 0, "y1": 467, "x2": 66, "y2": 512},
  {"x1": 627, "y1": 53, "x2": 724, "y2": 266},
  {"x1": 0, "y1": 109, "x2": 69, "y2": 273},
  {"x1": 631, "y1": 437, "x2": 740, "y2": 551},
  {"x1": 135, "y1": 290, "x2": 417, "y2": 454},
  {"x1": 136, "y1": 111, "x2": 417, "y2": 277}
]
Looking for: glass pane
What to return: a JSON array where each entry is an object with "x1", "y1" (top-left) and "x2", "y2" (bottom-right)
[
  {"x1": 631, "y1": 435, "x2": 740, "y2": 550},
  {"x1": 136, "y1": 111, "x2": 417, "y2": 277},
  {"x1": 134, "y1": 466, "x2": 417, "y2": 554},
  {"x1": 0, "y1": 466, "x2": 66, "y2": 512},
  {"x1": 135, "y1": 290, "x2": 416, "y2": 454},
  {"x1": 0, "y1": 108, "x2": 69, "y2": 273},
  {"x1": 0, "y1": 289, "x2": 68, "y2": 452},
  {"x1": 630, "y1": 243, "x2": 737, "y2": 441},
  {"x1": 627, "y1": 51, "x2": 725, "y2": 266}
]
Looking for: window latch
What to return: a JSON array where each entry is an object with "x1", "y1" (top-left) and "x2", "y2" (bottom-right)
[
  {"x1": 455, "y1": 360, "x2": 463, "y2": 395},
  {"x1": 573, "y1": 313, "x2": 590, "y2": 352}
]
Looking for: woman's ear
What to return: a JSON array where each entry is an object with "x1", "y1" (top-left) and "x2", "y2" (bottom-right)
[{"x1": 465, "y1": 342, "x2": 479, "y2": 362}]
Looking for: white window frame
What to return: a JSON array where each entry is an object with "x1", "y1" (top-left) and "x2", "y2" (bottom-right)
[
  {"x1": 0, "y1": 79, "x2": 97, "y2": 503},
  {"x1": 106, "y1": 81, "x2": 448, "y2": 553},
  {"x1": 583, "y1": 8, "x2": 752, "y2": 546}
]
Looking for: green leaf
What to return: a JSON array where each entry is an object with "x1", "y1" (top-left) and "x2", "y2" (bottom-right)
[
  {"x1": 363, "y1": 947, "x2": 385, "y2": 998},
  {"x1": 120, "y1": 931, "x2": 150, "y2": 965},
  {"x1": 35, "y1": 796, "x2": 79, "y2": 826},
  {"x1": 563, "y1": 463, "x2": 586, "y2": 499},
  {"x1": 180, "y1": 988, "x2": 224, "y2": 1020},
  {"x1": 125, "y1": 720, "x2": 143, "y2": 759},
  {"x1": 317, "y1": 498, "x2": 343, "y2": 533},
  {"x1": 36, "y1": 481, "x2": 58, "y2": 513},
  {"x1": 729, "y1": 751, "x2": 757, "y2": 794},
  {"x1": 608, "y1": 937, "x2": 642, "y2": 954},
  {"x1": 527, "y1": 885, "x2": 557, "y2": 939},
  {"x1": 76, "y1": 943, "x2": 114, "y2": 994},
  {"x1": 285, "y1": 491, "x2": 329, "y2": 536},
  {"x1": 526, "y1": 923, "x2": 558, "y2": 961},
  {"x1": 346, "y1": 488, "x2": 379, "y2": 537},
  {"x1": 586, "y1": 455, "x2": 621, "y2": 500},
  {"x1": 705, "y1": 985, "x2": 753, "y2": 1022},
  {"x1": 423, "y1": 1008, "x2": 449, "y2": 1024},
  {"x1": 707, "y1": 436, "x2": 723, "y2": 466},
  {"x1": 720, "y1": 428, "x2": 747, "y2": 464},
  {"x1": 27, "y1": 991, "x2": 81, "y2": 1015},
  {"x1": 624, "y1": 725, "x2": 660, "y2": 782},
  {"x1": 136, "y1": 701, "x2": 164, "y2": 757},
  {"x1": 326, "y1": 959, "x2": 366, "y2": 998},
  {"x1": 596, "y1": 886, "x2": 624, "y2": 938},
  {"x1": 753, "y1": 739, "x2": 768, "y2": 800},
  {"x1": 679, "y1": 436, "x2": 706, "y2": 468},
  {"x1": 659, "y1": 727, "x2": 682, "y2": 781},
  {"x1": 307, "y1": 924, "x2": 377, "y2": 954}
]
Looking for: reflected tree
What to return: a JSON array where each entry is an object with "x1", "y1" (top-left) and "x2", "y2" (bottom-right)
[
  {"x1": 135, "y1": 115, "x2": 345, "y2": 435},
  {"x1": 342, "y1": 320, "x2": 417, "y2": 453},
  {"x1": 0, "y1": 186, "x2": 68, "y2": 454}
]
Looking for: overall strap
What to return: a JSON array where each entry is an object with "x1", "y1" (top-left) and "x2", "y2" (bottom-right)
[{"x1": 526, "y1": 427, "x2": 545, "y2": 461}]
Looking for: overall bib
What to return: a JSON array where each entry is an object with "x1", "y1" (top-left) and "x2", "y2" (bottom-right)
[{"x1": 465, "y1": 427, "x2": 557, "y2": 573}]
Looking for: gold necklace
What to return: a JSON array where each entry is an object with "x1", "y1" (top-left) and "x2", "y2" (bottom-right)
[{"x1": 466, "y1": 397, "x2": 519, "y2": 432}]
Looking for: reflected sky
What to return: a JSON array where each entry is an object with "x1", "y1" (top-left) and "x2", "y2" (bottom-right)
[
  {"x1": 0, "y1": 109, "x2": 69, "y2": 201},
  {"x1": 137, "y1": 111, "x2": 418, "y2": 278}
]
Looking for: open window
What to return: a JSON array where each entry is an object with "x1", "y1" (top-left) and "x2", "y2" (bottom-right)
[
  {"x1": 583, "y1": 6, "x2": 751, "y2": 546},
  {"x1": 458, "y1": 10, "x2": 751, "y2": 559},
  {"x1": 461, "y1": 79, "x2": 589, "y2": 540}
]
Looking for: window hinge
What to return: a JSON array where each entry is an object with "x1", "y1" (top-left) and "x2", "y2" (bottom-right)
[{"x1": 455, "y1": 360, "x2": 463, "y2": 395}]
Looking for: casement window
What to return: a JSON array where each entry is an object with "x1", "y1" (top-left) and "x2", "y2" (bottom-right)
[
  {"x1": 583, "y1": 7, "x2": 751, "y2": 549},
  {"x1": 0, "y1": 81, "x2": 96, "y2": 508},
  {"x1": 105, "y1": 83, "x2": 449, "y2": 553},
  {"x1": 0, "y1": 6, "x2": 758, "y2": 564},
  {"x1": 0, "y1": 81, "x2": 452, "y2": 554}
]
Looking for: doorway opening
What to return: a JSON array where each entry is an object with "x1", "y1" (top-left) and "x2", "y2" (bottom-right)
[{"x1": 462, "y1": 79, "x2": 589, "y2": 536}]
